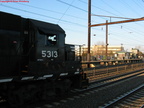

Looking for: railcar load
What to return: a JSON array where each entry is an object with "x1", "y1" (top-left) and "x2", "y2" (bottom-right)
[{"x1": 0, "y1": 11, "x2": 88, "y2": 106}]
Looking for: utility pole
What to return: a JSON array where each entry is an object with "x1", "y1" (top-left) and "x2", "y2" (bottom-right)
[
  {"x1": 88, "y1": 0, "x2": 91, "y2": 62},
  {"x1": 106, "y1": 20, "x2": 108, "y2": 60}
]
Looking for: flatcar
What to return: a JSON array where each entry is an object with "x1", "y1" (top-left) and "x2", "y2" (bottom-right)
[{"x1": 0, "y1": 11, "x2": 88, "y2": 106}]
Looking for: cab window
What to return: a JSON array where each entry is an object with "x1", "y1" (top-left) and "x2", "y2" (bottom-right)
[
  {"x1": 46, "y1": 34, "x2": 57, "y2": 46},
  {"x1": 38, "y1": 30, "x2": 57, "y2": 46}
]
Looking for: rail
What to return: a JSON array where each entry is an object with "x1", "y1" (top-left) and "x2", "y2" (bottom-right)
[{"x1": 103, "y1": 84, "x2": 144, "y2": 108}]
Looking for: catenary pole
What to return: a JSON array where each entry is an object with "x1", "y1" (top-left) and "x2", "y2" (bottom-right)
[
  {"x1": 106, "y1": 20, "x2": 108, "y2": 60},
  {"x1": 88, "y1": 0, "x2": 91, "y2": 62}
]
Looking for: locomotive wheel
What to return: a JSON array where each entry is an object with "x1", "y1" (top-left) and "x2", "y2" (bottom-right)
[
  {"x1": 36, "y1": 83, "x2": 56, "y2": 100},
  {"x1": 26, "y1": 85, "x2": 39, "y2": 102},
  {"x1": 55, "y1": 79, "x2": 72, "y2": 96},
  {"x1": 7, "y1": 85, "x2": 39, "y2": 106},
  {"x1": 7, "y1": 88, "x2": 24, "y2": 107}
]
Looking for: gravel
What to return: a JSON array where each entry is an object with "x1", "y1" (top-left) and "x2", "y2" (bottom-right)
[{"x1": 49, "y1": 72, "x2": 144, "y2": 108}]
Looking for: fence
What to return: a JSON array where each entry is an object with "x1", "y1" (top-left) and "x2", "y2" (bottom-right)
[{"x1": 84, "y1": 62, "x2": 144, "y2": 83}]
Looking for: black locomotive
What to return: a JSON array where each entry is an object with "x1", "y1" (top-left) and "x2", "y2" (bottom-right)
[{"x1": 0, "y1": 11, "x2": 88, "y2": 106}]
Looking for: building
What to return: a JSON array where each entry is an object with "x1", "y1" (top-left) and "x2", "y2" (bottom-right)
[
  {"x1": 81, "y1": 45, "x2": 143, "y2": 61},
  {"x1": 81, "y1": 45, "x2": 124, "y2": 61},
  {"x1": 92, "y1": 45, "x2": 124, "y2": 60},
  {"x1": 130, "y1": 48, "x2": 139, "y2": 59}
]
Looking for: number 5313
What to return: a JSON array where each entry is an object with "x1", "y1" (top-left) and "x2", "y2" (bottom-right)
[{"x1": 42, "y1": 50, "x2": 58, "y2": 58}]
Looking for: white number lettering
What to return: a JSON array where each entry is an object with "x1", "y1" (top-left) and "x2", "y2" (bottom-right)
[
  {"x1": 53, "y1": 51, "x2": 58, "y2": 58},
  {"x1": 47, "y1": 51, "x2": 51, "y2": 58},
  {"x1": 42, "y1": 50, "x2": 46, "y2": 57},
  {"x1": 42, "y1": 50, "x2": 58, "y2": 58},
  {"x1": 51, "y1": 51, "x2": 54, "y2": 57}
]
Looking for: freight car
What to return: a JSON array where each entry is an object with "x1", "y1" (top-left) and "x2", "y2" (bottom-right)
[{"x1": 0, "y1": 11, "x2": 88, "y2": 106}]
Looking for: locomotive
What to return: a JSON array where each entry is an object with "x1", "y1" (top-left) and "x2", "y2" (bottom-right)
[{"x1": 0, "y1": 11, "x2": 88, "y2": 106}]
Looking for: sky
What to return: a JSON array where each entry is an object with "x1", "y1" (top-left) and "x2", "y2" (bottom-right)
[{"x1": 1, "y1": 0, "x2": 144, "y2": 51}]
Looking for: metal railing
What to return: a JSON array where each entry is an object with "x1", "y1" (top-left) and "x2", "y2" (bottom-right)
[{"x1": 84, "y1": 62, "x2": 144, "y2": 83}]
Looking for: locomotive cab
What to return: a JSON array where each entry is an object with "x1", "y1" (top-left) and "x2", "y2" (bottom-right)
[
  {"x1": 28, "y1": 19, "x2": 82, "y2": 79},
  {"x1": 27, "y1": 19, "x2": 66, "y2": 76}
]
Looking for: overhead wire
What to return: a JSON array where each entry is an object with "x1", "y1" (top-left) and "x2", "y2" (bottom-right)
[
  {"x1": 0, "y1": 4, "x2": 87, "y2": 27},
  {"x1": 132, "y1": 0, "x2": 144, "y2": 10},
  {"x1": 108, "y1": 24, "x2": 144, "y2": 43},
  {"x1": 111, "y1": 31, "x2": 144, "y2": 44},
  {"x1": 108, "y1": 32, "x2": 144, "y2": 46},
  {"x1": 57, "y1": 0, "x2": 75, "y2": 23},
  {"x1": 57, "y1": 0, "x2": 108, "y2": 21},
  {"x1": 78, "y1": 0, "x2": 117, "y2": 16},
  {"x1": 56, "y1": 0, "x2": 87, "y2": 13},
  {"x1": 119, "y1": 0, "x2": 142, "y2": 16},
  {"x1": 101, "y1": 0, "x2": 125, "y2": 17},
  {"x1": 14, "y1": 2, "x2": 88, "y2": 21}
]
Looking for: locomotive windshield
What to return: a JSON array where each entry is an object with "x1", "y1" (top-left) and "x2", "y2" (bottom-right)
[
  {"x1": 46, "y1": 34, "x2": 57, "y2": 45},
  {"x1": 38, "y1": 29, "x2": 57, "y2": 46}
]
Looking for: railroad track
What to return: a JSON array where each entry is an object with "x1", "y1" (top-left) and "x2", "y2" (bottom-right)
[
  {"x1": 33, "y1": 70, "x2": 144, "y2": 108},
  {"x1": 102, "y1": 84, "x2": 144, "y2": 108},
  {"x1": 74, "y1": 69, "x2": 144, "y2": 93},
  {"x1": 1, "y1": 69, "x2": 144, "y2": 108}
]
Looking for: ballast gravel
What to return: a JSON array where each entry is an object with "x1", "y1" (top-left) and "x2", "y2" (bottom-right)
[{"x1": 50, "y1": 72, "x2": 144, "y2": 108}]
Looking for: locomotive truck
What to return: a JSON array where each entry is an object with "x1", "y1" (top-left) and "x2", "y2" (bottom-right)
[{"x1": 0, "y1": 11, "x2": 88, "y2": 106}]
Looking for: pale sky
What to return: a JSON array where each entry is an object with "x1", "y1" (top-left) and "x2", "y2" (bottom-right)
[{"x1": 1, "y1": 0, "x2": 144, "y2": 51}]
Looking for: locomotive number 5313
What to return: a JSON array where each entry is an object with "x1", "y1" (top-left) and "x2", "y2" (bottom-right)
[{"x1": 42, "y1": 50, "x2": 58, "y2": 58}]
